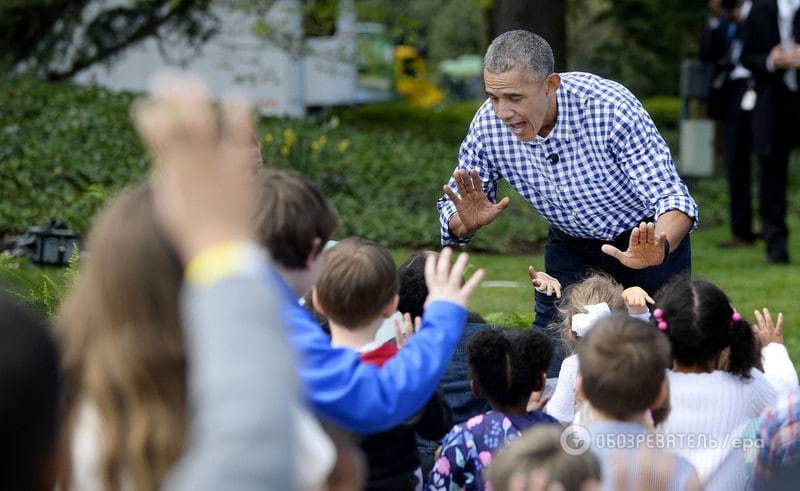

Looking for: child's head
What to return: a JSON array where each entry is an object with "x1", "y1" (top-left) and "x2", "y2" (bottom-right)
[
  {"x1": 577, "y1": 313, "x2": 671, "y2": 421},
  {"x1": 655, "y1": 275, "x2": 758, "y2": 378},
  {"x1": 313, "y1": 237, "x2": 398, "y2": 328},
  {"x1": 397, "y1": 252, "x2": 435, "y2": 319},
  {"x1": 556, "y1": 273, "x2": 625, "y2": 344},
  {"x1": 56, "y1": 182, "x2": 186, "y2": 490},
  {"x1": 487, "y1": 425, "x2": 601, "y2": 491},
  {"x1": 0, "y1": 294, "x2": 60, "y2": 491},
  {"x1": 254, "y1": 168, "x2": 339, "y2": 271},
  {"x1": 468, "y1": 329, "x2": 553, "y2": 409}
]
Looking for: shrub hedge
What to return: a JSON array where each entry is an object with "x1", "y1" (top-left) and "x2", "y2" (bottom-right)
[{"x1": 0, "y1": 80, "x2": 764, "y2": 254}]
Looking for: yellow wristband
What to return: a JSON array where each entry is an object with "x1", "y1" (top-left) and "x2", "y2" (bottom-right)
[{"x1": 185, "y1": 242, "x2": 264, "y2": 286}]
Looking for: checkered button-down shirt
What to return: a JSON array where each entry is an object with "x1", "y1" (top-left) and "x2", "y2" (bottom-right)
[{"x1": 437, "y1": 72, "x2": 698, "y2": 245}]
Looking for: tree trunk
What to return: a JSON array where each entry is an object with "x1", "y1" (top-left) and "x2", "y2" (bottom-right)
[{"x1": 491, "y1": 0, "x2": 566, "y2": 72}]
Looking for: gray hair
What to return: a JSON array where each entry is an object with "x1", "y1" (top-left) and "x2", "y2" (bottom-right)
[{"x1": 483, "y1": 30, "x2": 555, "y2": 81}]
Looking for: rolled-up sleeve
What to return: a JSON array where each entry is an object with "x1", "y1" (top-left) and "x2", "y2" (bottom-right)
[
  {"x1": 437, "y1": 109, "x2": 500, "y2": 245},
  {"x1": 609, "y1": 104, "x2": 699, "y2": 230}
]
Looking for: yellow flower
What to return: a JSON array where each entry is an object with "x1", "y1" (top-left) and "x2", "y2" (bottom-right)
[
  {"x1": 280, "y1": 145, "x2": 290, "y2": 156},
  {"x1": 263, "y1": 133, "x2": 274, "y2": 144},
  {"x1": 311, "y1": 135, "x2": 327, "y2": 152},
  {"x1": 282, "y1": 128, "x2": 296, "y2": 147},
  {"x1": 338, "y1": 139, "x2": 350, "y2": 152}
]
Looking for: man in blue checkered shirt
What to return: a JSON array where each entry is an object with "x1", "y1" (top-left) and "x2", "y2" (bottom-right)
[{"x1": 437, "y1": 30, "x2": 698, "y2": 376}]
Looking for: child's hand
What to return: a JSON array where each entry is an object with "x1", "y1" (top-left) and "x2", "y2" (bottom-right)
[
  {"x1": 528, "y1": 266, "x2": 561, "y2": 298},
  {"x1": 132, "y1": 72, "x2": 258, "y2": 262},
  {"x1": 621, "y1": 286, "x2": 654, "y2": 315},
  {"x1": 394, "y1": 313, "x2": 421, "y2": 349},
  {"x1": 424, "y1": 248, "x2": 484, "y2": 309},
  {"x1": 752, "y1": 307, "x2": 784, "y2": 347}
]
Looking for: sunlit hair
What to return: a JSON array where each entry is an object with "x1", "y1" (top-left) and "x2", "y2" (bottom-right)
[
  {"x1": 553, "y1": 273, "x2": 625, "y2": 349},
  {"x1": 56, "y1": 181, "x2": 186, "y2": 491}
]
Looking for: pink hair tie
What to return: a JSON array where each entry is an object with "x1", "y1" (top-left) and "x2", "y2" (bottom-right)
[
  {"x1": 653, "y1": 308, "x2": 668, "y2": 331},
  {"x1": 732, "y1": 311, "x2": 742, "y2": 323}
]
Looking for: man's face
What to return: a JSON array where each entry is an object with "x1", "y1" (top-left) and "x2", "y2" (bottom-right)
[{"x1": 484, "y1": 68, "x2": 557, "y2": 142}]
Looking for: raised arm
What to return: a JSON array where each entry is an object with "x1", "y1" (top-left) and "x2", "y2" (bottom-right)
[
  {"x1": 133, "y1": 73, "x2": 295, "y2": 490},
  {"x1": 437, "y1": 108, "x2": 508, "y2": 245},
  {"x1": 601, "y1": 104, "x2": 697, "y2": 269}
]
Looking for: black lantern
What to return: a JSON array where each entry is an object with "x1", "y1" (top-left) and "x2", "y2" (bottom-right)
[{"x1": 8, "y1": 219, "x2": 81, "y2": 267}]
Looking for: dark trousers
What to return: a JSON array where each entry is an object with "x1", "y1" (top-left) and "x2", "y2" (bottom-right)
[
  {"x1": 533, "y1": 226, "x2": 692, "y2": 377},
  {"x1": 722, "y1": 80, "x2": 755, "y2": 241},
  {"x1": 758, "y1": 145, "x2": 790, "y2": 262}
]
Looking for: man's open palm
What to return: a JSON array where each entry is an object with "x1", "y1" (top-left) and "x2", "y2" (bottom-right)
[
  {"x1": 601, "y1": 222, "x2": 667, "y2": 270},
  {"x1": 443, "y1": 168, "x2": 509, "y2": 233}
]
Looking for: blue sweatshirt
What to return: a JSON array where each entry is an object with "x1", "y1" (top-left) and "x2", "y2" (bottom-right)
[{"x1": 275, "y1": 274, "x2": 468, "y2": 434}]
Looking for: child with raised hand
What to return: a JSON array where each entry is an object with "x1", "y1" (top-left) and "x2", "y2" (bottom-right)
[
  {"x1": 313, "y1": 237, "x2": 452, "y2": 490},
  {"x1": 427, "y1": 328, "x2": 558, "y2": 491},
  {"x1": 751, "y1": 307, "x2": 798, "y2": 393},
  {"x1": 654, "y1": 276, "x2": 792, "y2": 491},
  {"x1": 544, "y1": 274, "x2": 654, "y2": 424}
]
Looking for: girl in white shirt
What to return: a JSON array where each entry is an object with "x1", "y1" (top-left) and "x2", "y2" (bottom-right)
[
  {"x1": 654, "y1": 276, "x2": 796, "y2": 491},
  {"x1": 543, "y1": 273, "x2": 653, "y2": 424}
]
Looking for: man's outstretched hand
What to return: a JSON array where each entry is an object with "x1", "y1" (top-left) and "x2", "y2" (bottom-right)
[
  {"x1": 601, "y1": 222, "x2": 667, "y2": 270},
  {"x1": 444, "y1": 168, "x2": 509, "y2": 237}
]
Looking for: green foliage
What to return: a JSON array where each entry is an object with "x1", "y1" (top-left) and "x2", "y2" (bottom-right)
[
  {"x1": 0, "y1": 79, "x2": 146, "y2": 235},
  {"x1": 567, "y1": 0, "x2": 705, "y2": 97},
  {"x1": 642, "y1": 95, "x2": 680, "y2": 131},
  {"x1": 355, "y1": 0, "x2": 486, "y2": 64},
  {"x1": 332, "y1": 99, "x2": 480, "y2": 146},
  {"x1": 0, "y1": 249, "x2": 79, "y2": 318}
]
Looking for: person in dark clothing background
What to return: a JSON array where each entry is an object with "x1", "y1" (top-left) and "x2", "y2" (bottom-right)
[
  {"x1": 741, "y1": 0, "x2": 800, "y2": 263},
  {"x1": 702, "y1": 0, "x2": 759, "y2": 248}
]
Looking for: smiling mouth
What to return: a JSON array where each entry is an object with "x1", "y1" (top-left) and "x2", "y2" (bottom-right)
[{"x1": 509, "y1": 122, "x2": 527, "y2": 135}]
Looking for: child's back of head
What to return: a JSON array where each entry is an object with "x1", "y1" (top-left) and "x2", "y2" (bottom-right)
[
  {"x1": 468, "y1": 329, "x2": 553, "y2": 409},
  {"x1": 255, "y1": 168, "x2": 339, "y2": 270},
  {"x1": 0, "y1": 294, "x2": 60, "y2": 491},
  {"x1": 487, "y1": 425, "x2": 601, "y2": 491},
  {"x1": 315, "y1": 237, "x2": 398, "y2": 328},
  {"x1": 655, "y1": 275, "x2": 758, "y2": 378},
  {"x1": 578, "y1": 313, "x2": 671, "y2": 420},
  {"x1": 556, "y1": 273, "x2": 625, "y2": 346}
]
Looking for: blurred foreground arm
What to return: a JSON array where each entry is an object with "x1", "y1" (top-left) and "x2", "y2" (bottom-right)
[{"x1": 133, "y1": 72, "x2": 295, "y2": 490}]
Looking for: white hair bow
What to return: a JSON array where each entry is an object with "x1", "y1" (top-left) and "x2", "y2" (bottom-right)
[{"x1": 571, "y1": 302, "x2": 611, "y2": 337}]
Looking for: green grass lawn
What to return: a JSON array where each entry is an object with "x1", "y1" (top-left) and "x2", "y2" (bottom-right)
[{"x1": 394, "y1": 220, "x2": 800, "y2": 372}]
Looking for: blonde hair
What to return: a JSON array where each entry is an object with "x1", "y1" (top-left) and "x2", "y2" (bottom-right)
[
  {"x1": 56, "y1": 182, "x2": 186, "y2": 491},
  {"x1": 487, "y1": 425, "x2": 601, "y2": 491},
  {"x1": 554, "y1": 273, "x2": 625, "y2": 349}
]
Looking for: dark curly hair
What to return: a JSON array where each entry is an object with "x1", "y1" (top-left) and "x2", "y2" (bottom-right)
[
  {"x1": 468, "y1": 329, "x2": 553, "y2": 407},
  {"x1": 654, "y1": 275, "x2": 758, "y2": 379}
]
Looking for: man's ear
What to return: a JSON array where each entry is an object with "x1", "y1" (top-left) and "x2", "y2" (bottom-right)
[
  {"x1": 305, "y1": 237, "x2": 323, "y2": 270},
  {"x1": 381, "y1": 294, "x2": 399, "y2": 318},
  {"x1": 545, "y1": 72, "x2": 561, "y2": 96}
]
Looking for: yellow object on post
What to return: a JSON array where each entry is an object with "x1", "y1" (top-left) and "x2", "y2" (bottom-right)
[{"x1": 393, "y1": 44, "x2": 444, "y2": 108}]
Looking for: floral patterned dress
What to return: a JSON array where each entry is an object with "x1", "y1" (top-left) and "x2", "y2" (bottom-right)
[{"x1": 426, "y1": 410, "x2": 558, "y2": 490}]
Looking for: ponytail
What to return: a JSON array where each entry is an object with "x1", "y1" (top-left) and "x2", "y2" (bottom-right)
[{"x1": 725, "y1": 318, "x2": 759, "y2": 379}]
